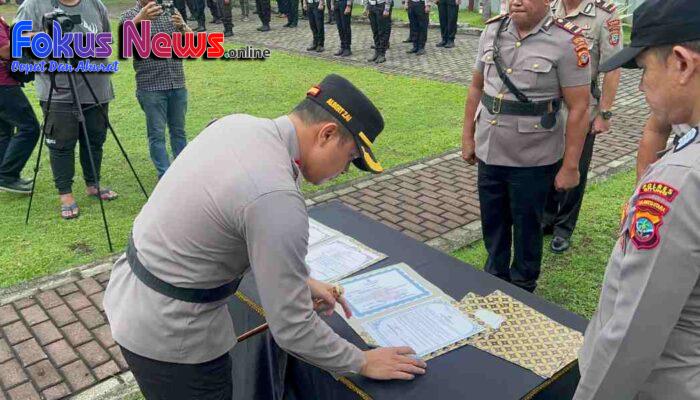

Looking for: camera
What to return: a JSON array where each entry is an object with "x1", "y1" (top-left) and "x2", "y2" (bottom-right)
[
  {"x1": 156, "y1": 0, "x2": 176, "y2": 14},
  {"x1": 42, "y1": 9, "x2": 82, "y2": 33}
]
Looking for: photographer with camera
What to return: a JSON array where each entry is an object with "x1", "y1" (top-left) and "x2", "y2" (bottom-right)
[
  {"x1": 0, "y1": 15, "x2": 40, "y2": 195},
  {"x1": 121, "y1": 2, "x2": 192, "y2": 180},
  {"x1": 15, "y1": 0, "x2": 116, "y2": 219}
]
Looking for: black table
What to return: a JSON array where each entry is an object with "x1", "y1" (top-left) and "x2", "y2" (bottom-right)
[{"x1": 228, "y1": 201, "x2": 587, "y2": 399}]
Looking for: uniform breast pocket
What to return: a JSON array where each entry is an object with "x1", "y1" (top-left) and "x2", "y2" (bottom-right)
[{"x1": 518, "y1": 57, "x2": 555, "y2": 90}]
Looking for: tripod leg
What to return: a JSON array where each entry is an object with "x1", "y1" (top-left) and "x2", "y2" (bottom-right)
[
  {"x1": 78, "y1": 71, "x2": 149, "y2": 200},
  {"x1": 24, "y1": 127, "x2": 45, "y2": 225}
]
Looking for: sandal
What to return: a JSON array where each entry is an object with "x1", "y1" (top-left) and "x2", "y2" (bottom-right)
[
  {"x1": 88, "y1": 187, "x2": 118, "y2": 201},
  {"x1": 60, "y1": 203, "x2": 80, "y2": 220}
]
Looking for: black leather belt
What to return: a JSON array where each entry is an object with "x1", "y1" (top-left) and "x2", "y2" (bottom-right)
[
  {"x1": 481, "y1": 94, "x2": 559, "y2": 116},
  {"x1": 126, "y1": 234, "x2": 241, "y2": 303}
]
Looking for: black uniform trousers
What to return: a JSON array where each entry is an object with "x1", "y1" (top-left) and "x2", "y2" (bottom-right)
[
  {"x1": 256, "y1": 0, "x2": 272, "y2": 25},
  {"x1": 334, "y1": 0, "x2": 352, "y2": 49},
  {"x1": 121, "y1": 346, "x2": 233, "y2": 400},
  {"x1": 0, "y1": 86, "x2": 40, "y2": 184},
  {"x1": 437, "y1": 0, "x2": 457, "y2": 43},
  {"x1": 326, "y1": 0, "x2": 335, "y2": 22},
  {"x1": 207, "y1": 0, "x2": 221, "y2": 19},
  {"x1": 478, "y1": 161, "x2": 559, "y2": 293},
  {"x1": 190, "y1": 0, "x2": 207, "y2": 25},
  {"x1": 278, "y1": 0, "x2": 289, "y2": 14},
  {"x1": 287, "y1": 0, "x2": 299, "y2": 25},
  {"x1": 174, "y1": 0, "x2": 189, "y2": 19},
  {"x1": 307, "y1": 2, "x2": 325, "y2": 46},
  {"x1": 368, "y1": 3, "x2": 391, "y2": 54},
  {"x1": 407, "y1": 0, "x2": 428, "y2": 49},
  {"x1": 543, "y1": 129, "x2": 596, "y2": 240},
  {"x1": 217, "y1": 0, "x2": 234, "y2": 30}
]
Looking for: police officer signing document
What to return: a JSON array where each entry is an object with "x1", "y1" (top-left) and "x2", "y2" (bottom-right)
[
  {"x1": 104, "y1": 75, "x2": 427, "y2": 399},
  {"x1": 462, "y1": 0, "x2": 591, "y2": 292},
  {"x1": 574, "y1": 1, "x2": 700, "y2": 399}
]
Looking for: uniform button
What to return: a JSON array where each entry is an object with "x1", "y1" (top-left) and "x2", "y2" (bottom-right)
[
  {"x1": 490, "y1": 120, "x2": 497, "y2": 125},
  {"x1": 534, "y1": 124, "x2": 540, "y2": 129},
  {"x1": 533, "y1": 63, "x2": 540, "y2": 69},
  {"x1": 515, "y1": 41, "x2": 522, "y2": 48},
  {"x1": 506, "y1": 68, "x2": 513, "y2": 74}
]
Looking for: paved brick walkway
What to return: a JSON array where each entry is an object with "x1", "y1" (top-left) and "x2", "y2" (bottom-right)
[{"x1": 0, "y1": 14, "x2": 650, "y2": 400}]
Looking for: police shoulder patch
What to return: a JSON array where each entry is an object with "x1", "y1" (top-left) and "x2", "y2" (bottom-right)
[
  {"x1": 638, "y1": 181, "x2": 680, "y2": 203},
  {"x1": 485, "y1": 14, "x2": 507, "y2": 25},
  {"x1": 606, "y1": 18, "x2": 622, "y2": 46},
  {"x1": 594, "y1": 0, "x2": 617, "y2": 14},
  {"x1": 629, "y1": 207, "x2": 664, "y2": 250},
  {"x1": 572, "y1": 35, "x2": 590, "y2": 68}
]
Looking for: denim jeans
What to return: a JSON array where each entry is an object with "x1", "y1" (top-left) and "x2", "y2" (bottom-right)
[{"x1": 136, "y1": 88, "x2": 188, "y2": 178}]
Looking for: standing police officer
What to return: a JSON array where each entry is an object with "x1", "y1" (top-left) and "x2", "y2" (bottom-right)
[
  {"x1": 461, "y1": 0, "x2": 591, "y2": 293},
  {"x1": 256, "y1": 0, "x2": 272, "y2": 30},
  {"x1": 104, "y1": 75, "x2": 427, "y2": 399},
  {"x1": 365, "y1": 0, "x2": 392, "y2": 64},
  {"x1": 217, "y1": 0, "x2": 234, "y2": 36},
  {"x1": 543, "y1": 0, "x2": 623, "y2": 253},
  {"x1": 304, "y1": 0, "x2": 325, "y2": 52},
  {"x1": 574, "y1": 1, "x2": 700, "y2": 398},
  {"x1": 331, "y1": 0, "x2": 353, "y2": 56},
  {"x1": 435, "y1": 0, "x2": 457, "y2": 48},
  {"x1": 405, "y1": 0, "x2": 430, "y2": 56}
]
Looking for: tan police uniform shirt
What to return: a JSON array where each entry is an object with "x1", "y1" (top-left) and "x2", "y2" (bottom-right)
[
  {"x1": 104, "y1": 115, "x2": 365, "y2": 375},
  {"x1": 473, "y1": 15, "x2": 591, "y2": 167},
  {"x1": 551, "y1": 0, "x2": 623, "y2": 115},
  {"x1": 575, "y1": 126, "x2": 700, "y2": 400}
]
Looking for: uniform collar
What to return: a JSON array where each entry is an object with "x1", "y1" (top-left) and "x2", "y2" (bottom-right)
[
  {"x1": 509, "y1": 14, "x2": 553, "y2": 38},
  {"x1": 273, "y1": 115, "x2": 302, "y2": 181},
  {"x1": 551, "y1": 0, "x2": 596, "y2": 19}
]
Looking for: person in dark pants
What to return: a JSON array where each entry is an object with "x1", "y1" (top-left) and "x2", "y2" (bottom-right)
[
  {"x1": 325, "y1": 0, "x2": 334, "y2": 23},
  {"x1": 304, "y1": 0, "x2": 324, "y2": 52},
  {"x1": 436, "y1": 0, "x2": 457, "y2": 48},
  {"x1": 256, "y1": 0, "x2": 272, "y2": 30},
  {"x1": 285, "y1": 0, "x2": 299, "y2": 27},
  {"x1": 0, "y1": 17, "x2": 40, "y2": 194},
  {"x1": 278, "y1": 0, "x2": 289, "y2": 18},
  {"x1": 365, "y1": 0, "x2": 391, "y2": 63},
  {"x1": 406, "y1": 0, "x2": 429, "y2": 55},
  {"x1": 216, "y1": 0, "x2": 234, "y2": 35},
  {"x1": 332, "y1": 0, "x2": 352, "y2": 56},
  {"x1": 239, "y1": 0, "x2": 250, "y2": 20},
  {"x1": 191, "y1": 0, "x2": 207, "y2": 31},
  {"x1": 175, "y1": 0, "x2": 189, "y2": 20},
  {"x1": 207, "y1": 0, "x2": 221, "y2": 23}
]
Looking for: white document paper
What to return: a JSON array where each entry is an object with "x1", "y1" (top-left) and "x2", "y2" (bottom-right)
[
  {"x1": 306, "y1": 236, "x2": 385, "y2": 282},
  {"x1": 308, "y1": 219, "x2": 339, "y2": 246},
  {"x1": 341, "y1": 267, "x2": 432, "y2": 318},
  {"x1": 362, "y1": 299, "x2": 485, "y2": 357}
]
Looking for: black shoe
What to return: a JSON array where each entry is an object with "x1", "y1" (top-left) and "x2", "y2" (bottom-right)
[
  {"x1": 436, "y1": 41, "x2": 446, "y2": 47},
  {"x1": 406, "y1": 47, "x2": 418, "y2": 53},
  {"x1": 341, "y1": 48, "x2": 352, "y2": 57},
  {"x1": 288, "y1": 23, "x2": 297, "y2": 27},
  {"x1": 0, "y1": 179, "x2": 32, "y2": 194},
  {"x1": 444, "y1": 41, "x2": 455, "y2": 48},
  {"x1": 211, "y1": 18, "x2": 221, "y2": 24},
  {"x1": 316, "y1": 45, "x2": 325, "y2": 52},
  {"x1": 415, "y1": 48, "x2": 426, "y2": 56},
  {"x1": 402, "y1": 38, "x2": 413, "y2": 43},
  {"x1": 367, "y1": 52, "x2": 378, "y2": 62},
  {"x1": 375, "y1": 54, "x2": 386, "y2": 63},
  {"x1": 257, "y1": 24, "x2": 270, "y2": 31},
  {"x1": 334, "y1": 48, "x2": 344, "y2": 56},
  {"x1": 307, "y1": 44, "x2": 317, "y2": 51},
  {"x1": 224, "y1": 29, "x2": 234, "y2": 37},
  {"x1": 550, "y1": 236, "x2": 571, "y2": 254},
  {"x1": 17, "y1": 177, "x2": 33, "y2": 186}
]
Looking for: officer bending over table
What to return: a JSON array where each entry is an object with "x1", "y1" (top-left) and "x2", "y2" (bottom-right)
[{"x1": 104, "y1": 74, "x2": 427, "y2": 399}]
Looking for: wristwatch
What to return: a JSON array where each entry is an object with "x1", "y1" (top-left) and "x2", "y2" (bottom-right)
[{"x1": 599, "y1": 110, "x2": 614, "y2": 120}]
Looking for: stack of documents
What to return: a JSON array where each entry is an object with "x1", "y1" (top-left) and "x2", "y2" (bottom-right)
[
  {"x1": 459, "y1": 291, "x2": 584, "y2": 378},
  {"x1": 306, "y1": 219, "x2": 387, "y2": 283},
  {"x1": 338, "y1": 263, "x2": 486, "y2": 360}
]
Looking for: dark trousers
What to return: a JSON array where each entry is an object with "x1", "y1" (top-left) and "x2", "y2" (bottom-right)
[
  {"x1": 240, "y1": 0, "x2": 250, "y2": 16},
  {"x1": 478, "y1": 161, "x2": 558, "y2": 292},
  {"x1": 334, "y1": 0, "x2": 352, "y2": 49},
  {"x1": 121, "y1": 346, "x2": 233, "y2": 400},
  {"x1": 287, "y1": 0, "x2": 298, "y2": 24},
  {"x1": 175, "y1": 0, "x2": 189, "y2": 19},
  {"x1": 368, "y1": 3, "x2": 391, "y2": 54},
  {"x1": 40, "y1": 102, "x2": 109, "y2": 195},
  {"x1": 217, "y1": 0, "x2": 234, "y2": 29},
  {"x1": 307, "y1": 3, "x2": 325, "y2": 46},
  {"x1": 256, "y1": 0, "x2": 271, "y2": 25},
  {"x1": 190, "y1": 0, "x2": 206, "y2": 25},
  {"x1": 437, "y1": 0, "x2": 457, "y2": 42},
  {"x1": 207, "y1": 0, "x2": 221, "y2": 19},
  {"x1": 278, "y1": 0, "x2": 289, "y2": 13},
  {"x1": 407, "y1": 1, "x2": 428, "y2": 49},
  {"x1": 0, "y1": 86, "x2": 40, "y2": 184},
  {"x1": 543, "y1": 131, "x2": 596, "y2": 240},
  {"x1": 325, "y1": 0, "x2": 334, "y2": 22}
]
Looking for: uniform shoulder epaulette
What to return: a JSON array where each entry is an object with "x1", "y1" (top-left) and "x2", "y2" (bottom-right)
[
  {"x1": 553, "y1": 18, "x2": 584, "y2": 36},
  {"x1": 594, "y1": 0, "x2": 617, "y2": 14},
  {"x1": 485, "y1": 14, "x2": 507, "y2": 25}
]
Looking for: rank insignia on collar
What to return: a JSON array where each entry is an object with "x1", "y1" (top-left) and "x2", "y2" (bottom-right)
[
  {"x1": 583, "y1": 2, "x2": 594, "y2": 15},
  {"x1": 674, "y1": 127, "x2": 698, "y2": 153}
]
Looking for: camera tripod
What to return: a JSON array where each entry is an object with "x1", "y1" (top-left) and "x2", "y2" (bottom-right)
[{"x1": 25, "y1": 62, "x2": 149, "y2": 252}]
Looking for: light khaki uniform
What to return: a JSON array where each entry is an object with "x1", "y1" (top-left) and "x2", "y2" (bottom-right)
[
  {"x1": 474, "y1": 14, "x2": 591, "y2": 167},
  {"x1": 104, "y1": 115, "x2": 365, "y2": 375},
  {"x1": 551, "y1": 0, "x2": 623, "y2": 118},
  {"x1": 575, "y1": 126, "x2": 700, "y2": 400}
]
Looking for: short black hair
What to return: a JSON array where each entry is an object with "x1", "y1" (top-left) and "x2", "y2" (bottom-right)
[{"x1": 291, "y1": 99, "x2": 355, "y2": 142}]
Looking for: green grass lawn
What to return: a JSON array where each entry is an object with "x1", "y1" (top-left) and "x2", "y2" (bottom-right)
[
  {"x1": 0, "y1": 38, "x2": 466, "y2": 287},
  {"x1": 453, "y1": 169, "x2": 636, "y2": 319}
]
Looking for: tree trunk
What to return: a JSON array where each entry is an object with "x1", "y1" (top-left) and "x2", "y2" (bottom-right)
[{"x1": 468, "y1": 0, "x2": 474, "y2": 11}]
